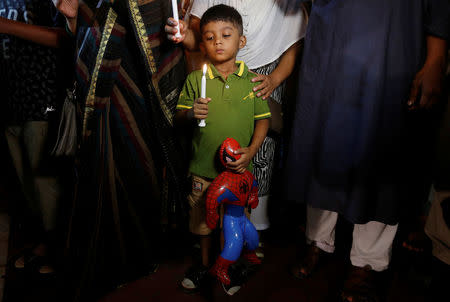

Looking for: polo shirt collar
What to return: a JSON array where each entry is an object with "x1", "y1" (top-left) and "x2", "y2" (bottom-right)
[{"x1": 207, "y1": 61, "x2": 247, "y2": 80}]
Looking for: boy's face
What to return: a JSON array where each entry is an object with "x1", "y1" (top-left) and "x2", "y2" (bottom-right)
[{"x1": 201, "y1": 21, "x2": 246, "y2": 65}]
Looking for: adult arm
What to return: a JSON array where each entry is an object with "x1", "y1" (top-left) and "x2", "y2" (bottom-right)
[
  {"x1": 408, "y1": 36, "x2": 447, "y2": 110},
  {"x1": 251, "y1": 41, "x2": 300, "y2": 100},
  {"x1": 0, "y1": 17, "x2": 67, "y2": 48},
  {"x1": 52, "y1": 0, "x2": 79, "y2": 34},
  {"x1": 227, "y1": 118, "x2": 269, "y2": 174},
  {"x1": 408, "y1": 0, "x2": 449, "y2": 109}
]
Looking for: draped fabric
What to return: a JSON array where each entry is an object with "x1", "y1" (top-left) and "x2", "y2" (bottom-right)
[
  {"x1": 63, "y1": 1, "x2": 187, "y2": 301},
  {"x1": 284, "y1": 0, "x2": 450, "y2": 225}
]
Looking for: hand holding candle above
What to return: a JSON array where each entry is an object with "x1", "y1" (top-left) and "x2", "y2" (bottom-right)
[{"x1": 171, "y1": 0, "x2": 182, "y2": 39}]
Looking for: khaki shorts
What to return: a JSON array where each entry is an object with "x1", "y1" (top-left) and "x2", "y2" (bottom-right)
[{"x1": 188, "y1": 175, "x2": 214, "y2": 235}]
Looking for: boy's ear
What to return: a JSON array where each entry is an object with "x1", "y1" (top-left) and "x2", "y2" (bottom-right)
[{"x1": 239, "y1": 35, "x2": 246, "y2": 49}]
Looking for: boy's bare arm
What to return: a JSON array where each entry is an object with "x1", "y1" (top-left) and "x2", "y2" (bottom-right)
[
  {"x1": 0, "y1": 17, "x2": 68, "y2": 48},
  {"x1": 227, "y1": 118, "x2": 270, "y2": 174}
]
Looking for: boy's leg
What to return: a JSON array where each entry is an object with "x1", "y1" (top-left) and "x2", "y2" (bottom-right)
[
  {"x1": 182, "y1": 175, "x2": 213, "y2": 291},
  {"x1": 200, "y1": 235, "x2": 211, "y2": 267}
]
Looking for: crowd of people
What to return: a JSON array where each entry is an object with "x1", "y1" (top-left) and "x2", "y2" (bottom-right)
[{"x1": 0, "y1": 0, "x2": 449, "y2": 301}]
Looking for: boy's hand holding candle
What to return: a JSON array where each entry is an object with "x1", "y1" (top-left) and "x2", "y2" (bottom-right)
[{"x1": 198, "y1": 64, "x2": 208, "y2": 127}]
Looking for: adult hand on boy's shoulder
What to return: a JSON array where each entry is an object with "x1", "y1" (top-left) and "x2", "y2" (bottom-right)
[
  {"x1": 227, "y1": 147, "x2": 255, "y2": 174},
  {"x1": 251, "y1": 72, "x2": 280, "y2": 100},
  {"x1": 193, "y1": 97, "x2": 211, "y2": 120}
]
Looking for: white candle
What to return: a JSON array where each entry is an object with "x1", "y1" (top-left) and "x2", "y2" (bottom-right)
[
  {"x1": 199, "y1": 64, "x2": 207, "y2": 127},
  {"x1": 171, "y1": 0, "x2": 182, "y2": 38}
]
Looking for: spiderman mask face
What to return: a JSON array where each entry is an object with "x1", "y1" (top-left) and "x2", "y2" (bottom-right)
[{"x1": 219, "y1": 137, "x2": 241, "y2": 168}]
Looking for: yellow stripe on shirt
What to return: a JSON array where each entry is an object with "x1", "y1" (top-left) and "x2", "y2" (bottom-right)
[
  {"x1": 254, "y1": 112, "x2": 271, "y2": 119},
  {"x1": 176, "y1": 104, "x2": 193, "y2": 109}
]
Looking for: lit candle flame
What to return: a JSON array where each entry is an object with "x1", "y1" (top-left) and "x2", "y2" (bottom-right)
[{"x1": 203, "y1": 64, "x2": 207, "y2": 75}]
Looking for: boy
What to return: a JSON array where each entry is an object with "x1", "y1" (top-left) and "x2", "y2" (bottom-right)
[{"x1": 175, "y1": 4, "x2": 270, "y2": 292}]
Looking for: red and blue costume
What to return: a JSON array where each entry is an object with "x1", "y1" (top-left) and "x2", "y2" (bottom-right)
[{"x1": 206, "y1": 138, "x2": 261, "y2": 285}]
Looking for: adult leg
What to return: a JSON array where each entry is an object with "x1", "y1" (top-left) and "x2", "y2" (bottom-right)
[
  {"x1": 350, "y1": 221, "x2": 398, "y2": 272},
  {"x1": 4, "y1": 125, "x2": 37, "y2": 211},
  {"x1": 291, "y1": 205, "x2": 338, "y2": 279},
  {"x1": 305, "y1": 205, "x2": 339, "y2": 253},
  {"x1": 341, "y1": 221, "x2": 398, "y2": 302},
  {"x1": 17, "y1": 122, "x2": 60, "y2": 273},
  {"x1": 23, "y1": 121, "x2": 60, "y2": 235}
]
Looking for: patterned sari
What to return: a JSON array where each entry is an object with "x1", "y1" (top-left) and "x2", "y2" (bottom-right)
[{"x1": 63, "y1": 1, "x2": 186, "y2": 300}]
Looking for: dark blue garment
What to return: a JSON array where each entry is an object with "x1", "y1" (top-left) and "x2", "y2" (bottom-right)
[{"x1": 284, "y1": 0, "x2": 450, "y2": 225}]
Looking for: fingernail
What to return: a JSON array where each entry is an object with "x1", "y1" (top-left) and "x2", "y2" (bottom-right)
[{"x1": 257, "y1": 93, "x2": 261, "y2": 97}]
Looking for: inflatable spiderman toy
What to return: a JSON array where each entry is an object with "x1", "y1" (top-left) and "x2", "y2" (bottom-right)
[{"x1": 206, "y1": 137, "x2": 261, "y2": 288}]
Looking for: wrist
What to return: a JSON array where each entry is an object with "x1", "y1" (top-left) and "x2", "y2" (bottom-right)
[
  {"x1": 424, "y1": 54, "x2": 446, "y2": 69},
  {"x1": 425, "y1": 36, "x2": 447, "y2": 68},
  {"x1": 269, "y1": 71, "x2": 284, "y2": 88},
  {"x1": 66, "y1": 17, "x2": 77, "y2": 35},
  {"x1": 247, "y1": 145, "x2": 258, "y2": 158}
]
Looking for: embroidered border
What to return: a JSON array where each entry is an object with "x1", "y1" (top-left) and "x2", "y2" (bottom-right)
[
  {"x1": 128, "y1": 0, "x2": 174, "y2": 126},
  {"x1": 83, "y1": 7, "x2": 118, "y2": 139}
]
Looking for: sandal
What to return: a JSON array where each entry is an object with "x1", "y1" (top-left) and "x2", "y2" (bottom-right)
[
  {"x1": 401, "y1": 231, "x2": 430, "y2": 253},
  {"x1": 13, "y1": 247, "x2": 56, "y2": 275},
  {"x1": 341, "y1": 265, "x2": 380, "y2": 302},
  {"x1": 13, "y1": 249, "x2": 40, "y2": 269},
  {"x1": 290, "y1": 244, "x2": 323, "y2": 280}
]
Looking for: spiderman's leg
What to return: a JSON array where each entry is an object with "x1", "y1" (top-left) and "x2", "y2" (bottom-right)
[
  {"x1": 242, "y1": 217, "x2": 261, "y2": 264},
  {"x1": 210, "y1": 215, "x2": 243, "y2": 285}
]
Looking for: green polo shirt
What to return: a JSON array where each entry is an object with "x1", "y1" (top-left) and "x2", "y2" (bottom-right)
[{"x1": 177, "y1": 61, "x2": 271, "y2": 179}]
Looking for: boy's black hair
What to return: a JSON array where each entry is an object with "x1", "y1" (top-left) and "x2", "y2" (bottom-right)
[{"x1": 200, "y1": 4, "x2": 243, "y2": 35}]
